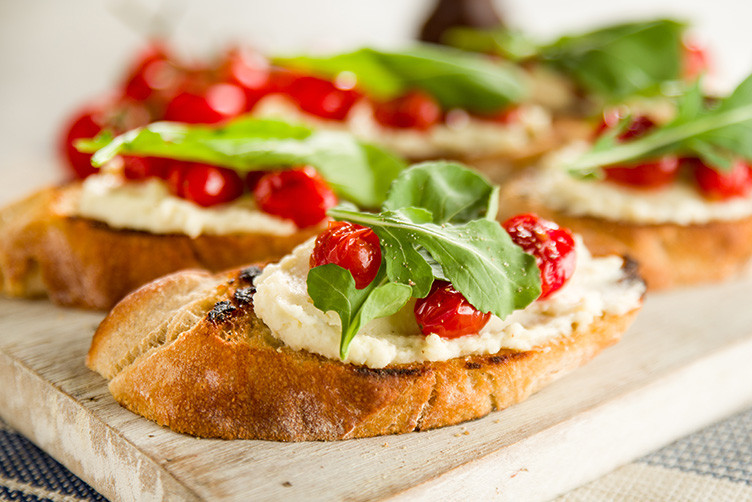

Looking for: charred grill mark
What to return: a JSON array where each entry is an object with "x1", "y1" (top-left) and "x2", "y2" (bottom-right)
[
  {"x1": 620, "y1": 255, "x2": 646, "y2": 292},
  {"x1": 465, "y1": 361, "x2": 482, "y2": 369},
  {"x1": 207, "y1": 301, "x2": 238, "y2": 324},
  {"x1": 354, "y1": 366, "x2": 425, "y2": 378},
  {"x1": 488, "y1": 355, "x2": 511, "y2": 365},
  {"x1": 238, "y1": 266, "x2": 263, "y2": 284},
  {"x1": 233, "y1": 286, "x2": 256, "y2": 305}
]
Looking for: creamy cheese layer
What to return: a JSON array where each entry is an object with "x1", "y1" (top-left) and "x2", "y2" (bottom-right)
[
  {"x1": 253, "y1": 238, "x2": 644, "y2": 369},
  {"x1": 529, "y1": 144, "x2": 752, "y2": 225},
  {"x1": 72, "y1": 173, "x2": 298, "y2": 238},
  {"x1": 252, "y1": 95, "x2": 552, "y2": 159}
]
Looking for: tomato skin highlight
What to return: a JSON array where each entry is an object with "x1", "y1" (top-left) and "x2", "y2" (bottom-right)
[
  {"x1": 414, "y1": 281, "x2": 491, "y2": 338},
  {"x1": 372, "y1": 91, "x2": 442, "y2": 130},
  {"x1": 310, "y1": 221, "x2": 382, "y2": 289},
  {"x1": 253, "y1": 167, "x2": 337, "y2": 228},
  {"x1": 689, "y1": 158, "x2": 752, "y2": 200},
  {"x1": 502, "y1": 213, "x2": 576, "y2": 300}
]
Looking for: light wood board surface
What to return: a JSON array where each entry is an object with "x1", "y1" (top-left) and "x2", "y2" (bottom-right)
[{"x1": 2, "y1": 277, "x2": 752, "y2": 501}]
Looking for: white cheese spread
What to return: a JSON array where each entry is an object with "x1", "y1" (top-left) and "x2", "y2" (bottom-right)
[
  {"x1": 71, "y1": 173, "x2": 298, "y2": 238},
  {"x1": 528, "y1": 143, "x2": 752, "y2": 225},
  {"x1": 253, "y1": 238, "x2": 644, "y2": 369},
  {"x1": 252, "y1": 95, "x2": 552, "y2": 159}
]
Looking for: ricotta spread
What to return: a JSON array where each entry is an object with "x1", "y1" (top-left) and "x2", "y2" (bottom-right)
[
  {"x1": 72, "y1": 173, "x2": 298, "y2": 238},
  {"x1": 253, "y1": 238, "x2": 644, "y2": 369},
  {"x1": 528, "y1": 143, "x2": 752, "y2": 225},
  {"x1": 252, "y1": 95, "x2": 552, "y2": 159}
]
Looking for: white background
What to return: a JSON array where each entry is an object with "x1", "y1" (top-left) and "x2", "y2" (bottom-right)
[{"x1": 1, "y1": 0, "x2": 751, "y2": 190}]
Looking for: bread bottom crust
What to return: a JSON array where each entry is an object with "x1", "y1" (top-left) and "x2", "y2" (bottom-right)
[
  {"x1": 0, "y1": 187, "x2": 319, "y2": 309},
  {"x1": 499, "y1": 176, "x2": 752, "y2": 290},
  {"x1": 87, "y1": 265, "x2": 641, "y2": 441}
]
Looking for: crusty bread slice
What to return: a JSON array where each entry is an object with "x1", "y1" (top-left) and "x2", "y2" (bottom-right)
[
  {"x1": 499, "y1": 174, "x2": 752, "y2": 290},
  {"x1": 0, "y1": 185, "x2": 320, "y2": 310},
  {"x1": 87, "y1": 262, "x2": 642, "y2": 441}
]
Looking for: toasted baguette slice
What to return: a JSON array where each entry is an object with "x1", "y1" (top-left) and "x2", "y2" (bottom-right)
[
  {"x1": 0, "y1": 185, "x2": 319, "y2": 310},
  {"x1": 499, "y1": 175, "x2": 752, "y2": 290},
  {"x1": 87, "y1": 262, "x2": 642, "y2": 441}
]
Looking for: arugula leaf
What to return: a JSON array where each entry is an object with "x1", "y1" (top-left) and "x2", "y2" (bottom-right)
[
  {"x1": 328, "y1": 205, "x2": 541, "y2": 318},
  {"x1": 567, "y1": 73, "x2": 752, "y2": 176},
  {"x1": 445, "y1": 19, "x2": 687, "y2": 102},
  {"x1": 444, "y1": 27, "x2": 539, "y2": 61},
  {"x1": 306, "y1": 264, "x2": 412, "y2": 359},
  {"x1": 383, "y1": 161, "x2": 499, "y2": 223},
  {"x1": 78, "y1": 117, "x2": 406, "y2": 208},
  {"x1": 275, "y1": 45, "x2": 527, "y2": 113},
  {"x1": 542, "y1": 19, "x2": 685, "y2": 101}
]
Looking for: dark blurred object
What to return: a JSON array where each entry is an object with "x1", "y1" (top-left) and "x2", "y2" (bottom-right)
[{"x1": 419, "y1": 0, "x2": 503, "y2": 44}]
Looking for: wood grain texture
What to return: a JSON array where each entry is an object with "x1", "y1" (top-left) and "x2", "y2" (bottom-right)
[{"x1": 3, "y1": 279, "x2": 752, "y2": 501}]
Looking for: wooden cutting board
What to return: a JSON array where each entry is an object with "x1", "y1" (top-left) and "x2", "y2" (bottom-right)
[{"x1": 2, "y1": 277, "x2": 752, "y2": 501}]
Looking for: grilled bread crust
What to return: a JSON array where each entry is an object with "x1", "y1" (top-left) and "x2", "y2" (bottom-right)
[
  {"x1": 0, "y1": 186, "x2": 320, "y2": 310},
  {"x1": 87, "y1": 263, "x2": 642, "y2": 441}
]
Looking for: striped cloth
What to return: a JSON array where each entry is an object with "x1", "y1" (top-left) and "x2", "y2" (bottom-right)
[{"x1": 2, "y1": 408, "x2": 751, "y2": 501}]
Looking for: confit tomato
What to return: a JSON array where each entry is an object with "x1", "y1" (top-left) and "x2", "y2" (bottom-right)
[
  {"x1": 690, "y1": 158, "x2": 752, "y2": 200},
  {"x1": 372, "y1": 90, "x2": 442, "y2": 130},
  {"x1": 597, "y1": 114, "x2": 679, "y2": 189},
  {"x1": 121, "y1": 156, "x2": 170, "y2": 181},
  {"x1": 596, "y1": 111, "x2": 656, "y2": 141},
  {"x1": 604, "y1": 156, "x2": 681, "y2": 189},
  {"x1": 221, "y1": 48, "x2": 275, "y2": 111},
  {"x1": 683, "y1": 38, "x2": 710, "y2": 81},
  {"x1": 121, "y1": 42, "x2": 183, "y2": 102},
  {"x1": 310, "y1": 221, "x2": 382, "y2": 289},
  {"x1": 59, "y1": 108, "x2": 104, "y2": 179},
  {"x1": 502, "y1": 213, "x2": 576, "y2": 300},
  {"x1": 414, "y1": 281, "x2": 491, "y2": 338},
  {"x1": 283, "y1": 75, "x2": 361, "y2": 121},
  {"x1": 164, "y1": 83, "x2": 246, "y2": 124},
  {"x1": 253, "y1": 167, "x2": 337, "y2": 228},
  {"x1": 183, "y1": 163, "x2": 245, "y2": 207}
]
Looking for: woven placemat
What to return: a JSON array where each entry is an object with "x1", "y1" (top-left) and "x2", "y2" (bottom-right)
[{"x1": 2, "y1": 406, "x2": 751, "y2": 501}]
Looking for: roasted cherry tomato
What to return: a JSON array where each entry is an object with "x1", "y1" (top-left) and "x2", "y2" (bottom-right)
[
  {"x1": 596, "y1": 112, "x2": 656, "y2": 141},
  {"x1": 604, "y1": 156, "x2": 681, "y2": 189},
  {"x1": 164, "y1": 83, "x2": 246, "y2": 124},
  {"x1": 310, "y1": 221, "x2": 382, "y2": 289},
  {"x1": 683, "y1": 38, "x2": 710, "y2": 81},
  {"x1": 59, "y1": 108, "x2": 105, "y2": 179},
  {"x1": 503, "y1": 213, "x2": 576, "y2": 300},
  {"x1": 121, "y1": 42, "x2": 182, "y2": 102},
  {"x1": 597, "y1": 114, "x2": 678, "y2": 188},
  {"x1": 253, "y1": 167, "x2": 337, "y2": 228},
  {"x1": 372, "y1": 90, "x2": 442, "y2": 130},
  {"x1": 221, "y1": 48, "x2": 275, "y2": 111},
  {"x1": 414, "y1": 281, "x2": 491, "y2": 338},
  {"x1": 690, "y1": 158, "x2": 752, "y2": 200},
  {"x1": 182, "y1": 163, "x2": 245, "y2": 207},
  {"x1": 122, "y1": 156, "x2": 170, "y2": 181},
  {"x1": 165, "y1": 161, "x2": 189, "y2": 198},
  {"x1": 283, "y1": 75, "x2": 361, "y2": 121}
]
